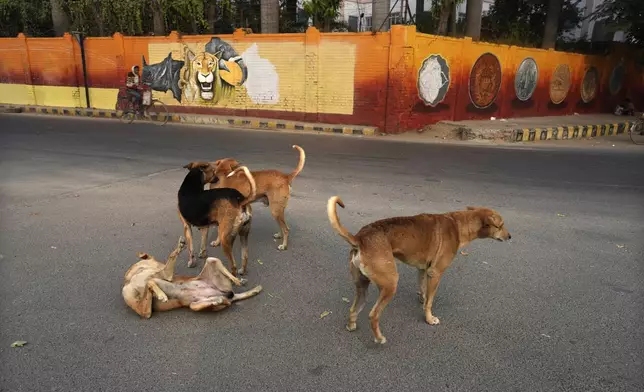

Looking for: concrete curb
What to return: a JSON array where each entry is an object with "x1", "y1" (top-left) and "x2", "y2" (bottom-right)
[
  {"x1": 511, "y1": 122, "x2": 631, "y2": 142},
  {"x1": 0, "y1": 104, "x2": 379, "y2": 137}
]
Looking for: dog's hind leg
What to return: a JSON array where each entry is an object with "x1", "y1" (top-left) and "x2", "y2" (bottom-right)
[
  {"x1": 198, "y1": 227, "x2": 209, "y2": 259},
  {"x1": 366, "y1": 255, "x2": 398, "y2": 344},
  {"x1": 270, "y1": 197, "x2": 289, "y2": 251},
  {"x1": 179, "y1": 213, "x2": 197, "y2": 268},
  {"x1": 218, "y1": 219, "x2": 239, "y2": 276},
  {"x1": 346, "y1": 256, "x2": 370, "y2": 332},
  {"x1": 189, "y1": 296, "x2": 231, "y2": 312},
  {"x1": 238, "y1": 221, "x2": 251, "y2": 275}
]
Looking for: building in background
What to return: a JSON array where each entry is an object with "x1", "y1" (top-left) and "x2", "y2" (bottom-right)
[{"x1": 338, "y1": 0, "x2": 625, "y2": 42}]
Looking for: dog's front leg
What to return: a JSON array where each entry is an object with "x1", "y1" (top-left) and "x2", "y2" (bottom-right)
[
  {"x1": 198, "y1": 227, "x2": 209, "y2": 258},
  {"x1": 423, "y1": 267, "x2": 443, "y2": 325},
  {"x1": 417, "y1": 269, "x2": 427, "y2": 304},
  {"x1": 147, "y1": 280, "x2": 169, "y2": 303}
]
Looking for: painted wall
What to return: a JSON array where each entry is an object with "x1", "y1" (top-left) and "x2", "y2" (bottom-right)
[{"x1": 0, "y1": 26, "x2": 640, "y2": 133}]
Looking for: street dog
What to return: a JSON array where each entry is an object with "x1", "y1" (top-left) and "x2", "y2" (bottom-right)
[
  {"x1": 179, "y1": 163, "x2": 256, "y2": 276},
  {"x1": 122, "y1": 237, "x2": 262, "y2": 318},
  {"x1": 327, "y1": 196, "x2": 511, "y2": 344},
  {"x1": 122, "y1": 236, "x2": 185, "y2": 318},
  {"x1": 206, "y1": 145, "x2": 305, "y2": 251}
]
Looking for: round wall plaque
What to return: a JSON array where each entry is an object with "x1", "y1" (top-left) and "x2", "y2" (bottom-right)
[
  {"x1": 514, "y1": 57, "x2": 538, "y2": 101},
  {"x1": 549, "y1": 64, "x2": 571, "y2": 105},
  {"x1": 469, "y1": 52, "x2": 502, "y2": 109}
]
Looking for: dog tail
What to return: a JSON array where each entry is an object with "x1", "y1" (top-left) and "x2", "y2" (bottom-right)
[
  {"x1": 288, "y1": 145, "x2": 306, "y2": 182},
  {"x1": 327, "y1": 196, "x2": 358, "y2": 248},
  {"x1": 228, "y1": 166, "x2": 256, "y2": 207}
]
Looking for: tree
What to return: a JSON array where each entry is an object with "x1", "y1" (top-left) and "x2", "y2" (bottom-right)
[
  {"x1": 51, "y1": 0, "x2": 69, "y2": 35},
  {"x1": 542, "y1": 0, "x2": 563, "y2": 48},
  {"x1": 592, "y1": 0, "x2": 644, "y2": 44},
  {"x1": 150, "y1": 0, "x2": 165, "y2": 35},
  {"x1": 0, "y1": 0, "x2": 53, "y2": 37},
  {"x1": 261, "y1": 0, "x2": 279, "y2": 33},
  {"x1": 465, "y1": 0, "x2": 483, "y2": 40},
  {"x1": 482, "y1": 0, "x2": 582, "y2": 47},
  {"x1": 302, "y1": 0, "x2": 340, "y2": 32}
]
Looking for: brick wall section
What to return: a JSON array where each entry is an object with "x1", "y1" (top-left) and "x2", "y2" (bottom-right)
[{"x1": 0, "y1": 26, "x2": 641, "y2": 133}]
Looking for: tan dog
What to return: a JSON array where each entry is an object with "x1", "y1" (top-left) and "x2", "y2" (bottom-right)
[
  {"x1": 122, "y1": 237, "x2": 262, "y2": 318},
  {"x1": 207, "y1": 145, "x2": 306, "y2": 251},
  {"x1": 327, "y1": 196, "x2": 511, "y2": 344}
]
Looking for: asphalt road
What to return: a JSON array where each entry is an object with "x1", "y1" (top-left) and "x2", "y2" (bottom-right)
[{"x1": 1, "y1": 114, "x2": 643, "y2": 392}]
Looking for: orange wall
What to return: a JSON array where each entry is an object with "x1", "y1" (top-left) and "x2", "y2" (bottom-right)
[{"x1": 0, "y1": 26, "x2": 641, "y2": 133}]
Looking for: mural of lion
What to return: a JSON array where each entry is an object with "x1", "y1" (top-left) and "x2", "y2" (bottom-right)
[{"x1": 180, "y1": 45, "x2": 246, "y2": 105}]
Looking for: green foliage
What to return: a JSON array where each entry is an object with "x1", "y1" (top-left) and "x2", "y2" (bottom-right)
[
  {"x1": 0, "y1": 0, "x2": 53, "y2": 37},
  {"x1": 481, "y1": 0, "x2": 582, "y2": 47},
  {"x1": 592, "y1": 0, "x2": 644, "y2": 45},
  {"x1": 302, "y1": 0, "x2": 340, "y2": 32}
]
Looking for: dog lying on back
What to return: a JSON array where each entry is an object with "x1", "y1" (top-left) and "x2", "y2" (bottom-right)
[
  {"x1": 178, "y1": 163, "x2": 256, "y2": 276},
  {"x1": 200, "y1": 145, "x2": 306, "y2": 251},
  {"x1": 122, "y1": 236, "x2": 262, "y2": 318},
  {"x1": 327, "y1": 196, "x2": 511, "y2": 344}
]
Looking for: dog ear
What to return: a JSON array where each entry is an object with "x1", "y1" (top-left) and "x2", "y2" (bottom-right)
[
  {"x1": 466, "y1": 206, "x2": 478, "y2": 211},
  {"x1": 136, "y1": 252, "x2": 150, "y2": 259},
  {"x1": 484, "y1": 213, "x2": 502, "y2": 227}
]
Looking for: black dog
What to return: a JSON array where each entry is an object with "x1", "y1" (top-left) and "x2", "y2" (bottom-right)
[{"x1": 178, "y1": 162, "x2": 256, "y2": 276}]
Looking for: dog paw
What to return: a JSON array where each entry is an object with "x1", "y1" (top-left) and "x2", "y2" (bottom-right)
[
  {"x1": 187, "y1": 258, "x2": 197, "y2": 268},
  {"x1": 239, "y1": 268, "x2": 247, "y2": 276},
  {"x1": 239, "y1": 278, "x2": 248, "y2": 286},
  {"x1": 210, "y1": 240, "x2": 220, "y2": 248},
  {"x1": 374, "y1": 336, "x2": 387, "y2": 344},
  {"x1": 277, "y1": 244, "x2": 287, "y2": 251},
  {"x1": 346, "y1": 323, "x2": 357, "y2": 332},
  {"x1": 156, "y1": 292, "x2": 168, "y2": 303},
  {"x1": 425, "y1": 315, "x2": 440, "y2": 325},
  {"x1": 198, "y1": 250, "x2": 207, "y2": 259},
  {"x1": 273, "y1": 232, "x2": 283, "y2": 239}
]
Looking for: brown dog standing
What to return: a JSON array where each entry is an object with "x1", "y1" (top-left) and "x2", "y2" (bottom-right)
[
  {"x1": 207, "y1": 145, "x2": 305, "y2": 251},
  {"x1": 327, "y1": 196, "x2": 511, "y2": 344}
]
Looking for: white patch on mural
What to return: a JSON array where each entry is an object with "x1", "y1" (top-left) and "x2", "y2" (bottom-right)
[{"x1": 241, "y1": 44, "x2": 279, "y2": 104}]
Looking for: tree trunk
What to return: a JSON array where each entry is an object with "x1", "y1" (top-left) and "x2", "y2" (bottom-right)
[
  {"x1": 436, "y1": 0, "x2": 452, "y2": 36},
  {"x1": 465, "y1": 0, "x2": 483, "y2": 40},
  {"x1": 93, "y1": 0, "x2": 105, "y2": 36},
  {"x1": 449, "y1": 1, "x2": 457, "y2": 36},
  {"x1": 261, "y1": 0, "x2": 280, "y2": 33},
  {"x1": 50, "y1": 0, "x2": 69, "y2": 36},
  {"x1": 151, "y1": 0, "x2": 165, "y2": 36},
  {"x1": 207, "y1": 0, "x2": 217, "y2": 33},
  {"x1": 415, "y1": 0, "x2": 424, "y2": 18},
  {"x1": 542, "y1": 0, "x2": 563, "y2": 49}
]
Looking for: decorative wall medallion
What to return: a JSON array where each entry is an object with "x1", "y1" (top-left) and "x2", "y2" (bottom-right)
[
  {"x1": 581, "y1": 66, "x2": 599, "y2": 103},
  {"x1": 549, "y1": 64, "x2": 571, "y2": 104},
  {"x1": 469, "y1": 52, "x2": 502, "y2": 109},
  {"x1": 418, "y1": 54, "x2": 450, "y2": 107},
  {"x1": 609, "y1": 61, "x2": 625, "y2": 96},
  {"x1": 514, "y1": 57, "x2": 538, "y2": 101}
]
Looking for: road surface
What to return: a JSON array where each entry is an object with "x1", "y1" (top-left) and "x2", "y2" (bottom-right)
[{"x1": 1, "y1": 114, "x2": 643, "y2": 391}]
